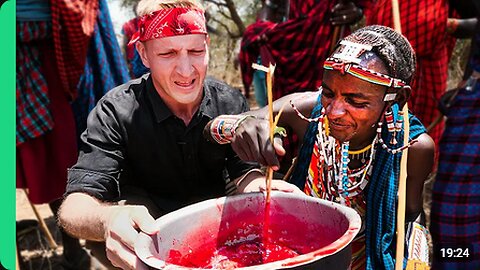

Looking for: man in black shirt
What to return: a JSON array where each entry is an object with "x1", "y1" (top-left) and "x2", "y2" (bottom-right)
[{"x1": 58, "y1": 0, "x2": 264, "y2": 269}]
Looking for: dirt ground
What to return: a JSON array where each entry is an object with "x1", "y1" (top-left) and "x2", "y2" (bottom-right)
[
  {"x1": 16, "y1": 190, "x2": 107, "y2": 270},
  {"x1": 16, "y1": 189, "x2": 65, "y2": 270}
]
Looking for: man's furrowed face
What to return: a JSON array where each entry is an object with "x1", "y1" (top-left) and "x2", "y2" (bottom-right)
[{"x1": 137, "y1": 34, "x2": 209, "y2": 107}]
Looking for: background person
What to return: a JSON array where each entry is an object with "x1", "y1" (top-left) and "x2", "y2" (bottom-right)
[
  {"x1": 16, "y1": 0, "x2": 99, "y2": 267},
  {"x1": 430, "y1": 2, "x2": 480, "y2": 268}
]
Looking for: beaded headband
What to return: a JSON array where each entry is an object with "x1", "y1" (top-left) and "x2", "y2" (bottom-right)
[
  {"x1": 128, "y1": 7, "x2": 207, "y2": 45},
  {"x1": 323, "y1": 40, "x2": 410, "y2": 101}
]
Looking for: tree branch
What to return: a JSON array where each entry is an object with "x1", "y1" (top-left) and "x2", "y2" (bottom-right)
[
  {"x1": 224, "y1": 0, "x2": 246, "y2": 35},
  {"x1": 218, "y1": 9, "x2": 232, "y2": 20},
  {"x1": 204, "y1": 0, "x2": 227, "y2": 7}
]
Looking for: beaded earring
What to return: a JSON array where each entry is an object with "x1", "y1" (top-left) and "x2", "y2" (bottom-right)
[
  {"x1": 395, "y1": 110, "x2": 404, "y2": 137},
  {"x1": 377, "y1": 121, "x2": 418, "y2": 154},
  {"x1": 384, "y1": 109, "x2": 396, "y2": 144}
]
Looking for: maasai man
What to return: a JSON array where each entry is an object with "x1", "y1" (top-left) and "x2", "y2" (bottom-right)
[
  {"x1": 205, "y1": 25, "x2": 435, "y2": 269},
  {"x1": 430, "y1": 3, "x2": 480, "y2": 268},
  {"x1": 58, "y1": 0, "x2": 265, "y2": 269}
]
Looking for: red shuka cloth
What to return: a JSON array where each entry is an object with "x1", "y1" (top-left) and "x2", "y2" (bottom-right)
[
  {"x1": 366, "y1": 0, "x2": 451, "y2": 155},
  {"x1": 17, "y1": 40, "x2": 78, "y2": 204}
]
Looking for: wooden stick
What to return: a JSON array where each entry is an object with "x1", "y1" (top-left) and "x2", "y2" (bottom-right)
[
  {"x1": 396, "y1": 104, "x2": 409, "y2": 270},
  {"x1": 265, "y1": 63, "x2": 276, "y2": 204},
  {"x1": 253, "y1": 62, "x2": 277, "y2": 203},
  {"x1": 16, "y1": 245, "x2": 20, "y2": 270},
  {"x1": 391, "y1": 0, "x2": 402, "y2": 33},
  {"x1": 282, "y1": 157, "x2": 297, "y2": 181},
  {"x1": 23, "y1": 189, "x2": 58, "y2": 250},
  {"x1": 391, "y1": 1, "x2": 408, "y2": 269}
]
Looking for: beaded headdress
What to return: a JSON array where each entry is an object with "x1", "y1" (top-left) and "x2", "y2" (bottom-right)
[{"x1": 323, "y1": 40, "x2": 410, "y2": 102}]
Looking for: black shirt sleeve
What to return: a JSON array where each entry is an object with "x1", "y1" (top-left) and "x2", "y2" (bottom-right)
[{"x1": 66, "y1": 94, "x2": 129, "y2": 201}]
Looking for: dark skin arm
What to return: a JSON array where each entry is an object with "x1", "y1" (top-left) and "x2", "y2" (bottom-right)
[
  {"x1": 405, "y1": 133, "x2": 435, "y2": 222},
  {"x1": 232, "y1": 91, "x2": 319, "y2": 169},
  {"x1": 447, "y1": 18, "x2": 478, "y2": 39},
  {"x1": 447, "y1": 0, "x2": 478, "y2": 38}
]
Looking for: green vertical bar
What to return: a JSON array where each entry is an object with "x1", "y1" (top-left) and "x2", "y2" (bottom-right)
[{"x1": 0, "y1": 0, "x2": 16, "y2": 269}]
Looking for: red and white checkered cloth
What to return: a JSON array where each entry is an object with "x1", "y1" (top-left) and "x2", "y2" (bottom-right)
[
  {"x1": 366, "y1": 0, "x2": 451, "y2": 155},
  {"x1": 50, "y1": 0, "x2": 98, "y2": 100}
]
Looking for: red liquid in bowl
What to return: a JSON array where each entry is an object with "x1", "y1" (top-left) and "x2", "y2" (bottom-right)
[{"x1": 165, "y1": 214, "x2": 335, "y2": 268}]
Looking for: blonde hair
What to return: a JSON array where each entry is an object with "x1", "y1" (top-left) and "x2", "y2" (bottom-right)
[{"x1": 136, "y1": 0, "x2": 204, "y2": 16}]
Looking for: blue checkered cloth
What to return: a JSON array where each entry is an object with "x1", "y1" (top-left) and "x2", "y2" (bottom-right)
[
  {"x1": 430, "y1": 30, "x2": 480, "y2": 268},
  {"x1": 16, "y1": 21, "x2": 54, "y2": 145},
  {"x1": 71, "y1": 0, "x2": 130, "y2": 140}
]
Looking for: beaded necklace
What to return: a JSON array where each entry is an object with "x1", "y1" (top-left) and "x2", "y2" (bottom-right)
[
  {"x1": 291, "y1": 98, "x2": 378, "y2": 207},
  {"x1": 314, "y1": 116, "x2": 378, "y2": 206},
  {"x1": 290, "y1": 91, "x2": 417, "y2": 206}
]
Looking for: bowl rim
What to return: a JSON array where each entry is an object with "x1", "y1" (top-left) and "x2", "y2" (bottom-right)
[{"x1": 135, "y1": 191, "x2": 362, "y2": 269}]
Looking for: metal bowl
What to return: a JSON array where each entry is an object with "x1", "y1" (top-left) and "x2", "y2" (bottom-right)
[{"x1": 135, "y1": 191, "x2": 361, "y2": 269}]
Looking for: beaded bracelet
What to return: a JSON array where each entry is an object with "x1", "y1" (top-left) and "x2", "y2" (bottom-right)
[
  {"x1": 209, "y1": 115, "x2": 254, "y2": 144},
  {"x1": 209, "y1": 115, "x2": 288, "y2": 144}
]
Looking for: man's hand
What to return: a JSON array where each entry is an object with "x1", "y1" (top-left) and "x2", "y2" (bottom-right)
[
  {"x1": 232, "y1": 117, "x2": 286, "y2": 170},
  {"x1": 105, "y1": 206, "x2": 157, "y2": 270},
  {"x1": 241, "y1": 178, "x2": 305, "y2": 195},
  {"x1": 330, "y1": 1, "x2": 363, "y2": 26}
]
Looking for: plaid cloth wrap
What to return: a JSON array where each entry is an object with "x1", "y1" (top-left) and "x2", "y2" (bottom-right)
[
  {"x1": 16, "y1": 21, "x2": 54, "y2": 145},
  {"x1": 72, "y1": 0, "x2": 130, "y2": 138},
  {"x1": 239, "y1": 0, "x2": 340, "y2": 100},
  {"x1": 291, "y1": 95, "x2": 426, "y2": 269},
  {"x1": 366, "y1": 0, "x2": 450, "y2": 151},
  {"x1": 50, "y1": 0, "x2": 98, "y2": 100},
  {"x1": 430, "y1": 65, "x2": 480, "y2": 268}
]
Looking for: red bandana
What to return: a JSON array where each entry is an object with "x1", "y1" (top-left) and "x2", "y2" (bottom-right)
[{"x1": 128, "y1": 7, "x2": 207, "y2": 45}]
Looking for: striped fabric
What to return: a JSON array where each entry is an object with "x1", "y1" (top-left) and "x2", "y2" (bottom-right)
[
  {"x1": 17, "y1": 0, "x2": 98, "y2": 145},
  {"x1": 366, "y1": 0, "x2": 451, "y2": 157},
  {"x1": 72, "y1": 0, "x2": 130, "y2": 137},
  {"x1": 122, "y1": 17, "x2": 150, "y2": 78},
  {"x1": 430, "y1": 75, "x2": 480, "y2": 268},
  {"x1": 239, "y1": 0, "x2": 342, "y2": 100},
  {"x1": 291, "y1": 98, "x2": 426, "y2": 270},
  {"x1": 50, "y1": 0, "x2": 98, "y2": 100},
  {"x1": 16, "y1": 21, "x2": 54, "y2": 145}
]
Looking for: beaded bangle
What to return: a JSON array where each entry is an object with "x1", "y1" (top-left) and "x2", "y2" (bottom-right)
[{"x1": 209, "y1": 115, "x2": 255, "y2": 144}]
